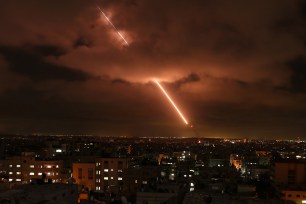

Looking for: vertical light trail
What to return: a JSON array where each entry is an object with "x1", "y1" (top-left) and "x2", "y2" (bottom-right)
[
  {"x1": 154, "y1": 79, "x2": 189, "y2": 125},
  {"x1": 97, "y1": 6, "x2": 129, "y2": 46}
]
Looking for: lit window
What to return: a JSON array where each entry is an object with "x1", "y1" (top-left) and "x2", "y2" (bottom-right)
[
  {"x1": 46, "y1": 165, "x2": 52, "y2": 168},
  {"x1": 56, "y1": 165, "x2": 59, "y2": 168},
  {"x1": 38, "y1": 172, "x2": 42, "y2": 176},
  {"x1": 96, "y1": 186, "x2": 100, "y2": 190},
  {"x1": 16, "y1": 172, "x2": 21, "y2": 175},
  {"x1": 16, "y1": 179, "x2": 21, "y2": 182},
  {"x1": 142, "y1": 181, "x2": 147, "y2": 184},
  {"x1": 111, "y1": 177, "x2": 113, "y2": 180},
  {"x1": 9, "y1": 172, "x2": 13, "y2": 175},
  {"x1": 16, "y1": 165, "x2": 21, "y2": 168},
  {"x1": 104, "y1": 177, "x2": 108, "y2": 180},
  {"x1": 56, "y1": 149, "x2": 62, "y2": 153},
  {"x1": 29, "y1": 172, "x2": 35, "y2": 175},
  {"x1": 111, "y1": 169, "x2": 114, "y2": 171},
  {"x1": 104, "y1": 169, "x2": 108, "y2": 172},
  {"x1": 9, "y1": 165, "x2": 12, "y2": 168},
  {"x1": 30, "y1": 165, "x2": 34, "y2": 168},
  {"x1": 96, "y1": 179, "x2": 100, "y2": 183},
  {"x1": 135, "y1": 180, "x2": 137, "y2": 183},
  {"x1": 118, "y1": 177, "x2": 122, "y2": 181},
  {"x1": 118, "y1": 169, "x2": 123, "y2": 172},
  {"x1": 9, "y1": 179, "x2": 13, "y2": 182}
]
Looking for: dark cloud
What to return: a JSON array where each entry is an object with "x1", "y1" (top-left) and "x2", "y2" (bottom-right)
[
  {"x1": 31, "y1": 45, "x2": 66, "y2": 58},
  {"x1": 73, "y1": 36, "x2": 93, "y2": 49},
  {"x1": 190, "y1": 101, "x2": 306, "y2": 139},
  {"x1": 0, "y1": 45, "x2": 92, "y2": 82},
  {"x1": 172, "y1": 73, "x2": 200, "y2": 88},
  {"x1": 234, "y1": 80, "x2": 248, "y2": 88},
  {"x1": 299, "y1": 0, "x2": 306, "y2": 21},
  {"x1": 0, "y1": 0, "x2": 305, "y2": 138},
  {"x1": 111, "y1": 78, "x2": 131, "y2": 85},
  {"x1": 287, "y1": 56, "x2": 306, "y2": 93}
]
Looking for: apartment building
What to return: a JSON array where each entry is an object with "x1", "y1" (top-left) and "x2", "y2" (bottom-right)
[
  {"x1": 0, "y1": 152, "x2": 64, "y2": 185},
  {"x1": 95, "y1": 158, "x2": 128, "y2": 192}
]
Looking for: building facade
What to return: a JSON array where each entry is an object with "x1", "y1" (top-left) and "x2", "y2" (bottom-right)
[
  {"x1": 95, "y1": 158, "x2": 128, "y2": 192},
  {"x1": 72, "y1": 162, "x2": 95, "y2": 191},
  {"x1": 0, "y1": 153, "x2": 64, "y2": 185},
  {"x1": 274, "y1": 161, "x2": 306, "y2": 184}
]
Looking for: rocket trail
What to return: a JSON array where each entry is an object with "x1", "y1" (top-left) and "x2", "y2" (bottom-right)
[
  {"x1": 154, "y1": 79, "x2": 189, "y2": 125},
  {"x1": 97, "y1": 6, "x2": 129, "y2": 46}
]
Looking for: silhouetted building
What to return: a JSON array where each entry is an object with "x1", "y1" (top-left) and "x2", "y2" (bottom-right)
[{"x1": 0, "y1": 183, "x2": 78, "y2": 203}]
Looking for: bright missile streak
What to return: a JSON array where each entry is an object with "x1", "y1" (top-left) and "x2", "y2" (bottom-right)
[
  {"x1": 154, "y1": 79, "x2": 189, "y2": 125},
  {"x1": 97, "y1": 6, "x2": 129, "y2": 46}
]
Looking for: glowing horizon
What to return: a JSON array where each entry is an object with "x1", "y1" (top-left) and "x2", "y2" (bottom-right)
[{"x1": 154, "y1": 79, "x2": 189, "y2": 125}]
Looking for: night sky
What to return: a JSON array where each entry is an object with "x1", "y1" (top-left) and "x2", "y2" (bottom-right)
[{"x1": 1, "y1": 0, "x2": 306, "y2": 139}]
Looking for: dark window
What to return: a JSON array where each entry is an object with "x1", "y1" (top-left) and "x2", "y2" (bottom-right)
[
  {"x1": 104, "y1": 161, "x2": 109, "y2": 169},
  {"x1": 88, "y1": 168, "x2": 93, "y2": 180},
  {"x1": 288, "y1": 194, "x2": 292, "y2": 197},
  {"x1": 78, "y1": 168, "x2": 82, "y2": 179},
  {"x1": 288, "y1": 169, "x2": 296, "y2": 184},
  {"x1": 118, "y1": 161, "x2": 123, "y2": 169},
  {"x1": 296, "y1": 194, "x2": 300, "y2": 198},
  {"x1": 288, "y1": 169, "x2": 296, "y2": 175}
]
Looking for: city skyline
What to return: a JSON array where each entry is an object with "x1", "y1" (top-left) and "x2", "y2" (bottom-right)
[{"x1": 0, "y1": 0, "x2": 306, "y2": 138}]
